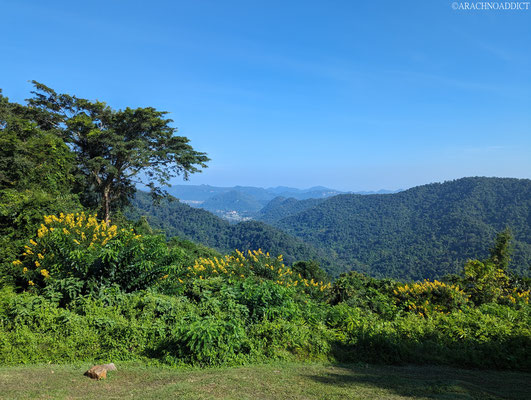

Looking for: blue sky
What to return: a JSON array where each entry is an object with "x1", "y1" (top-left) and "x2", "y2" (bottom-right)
[{"x1": 1, "y1": 0, "x2": 530, "y2": 191}]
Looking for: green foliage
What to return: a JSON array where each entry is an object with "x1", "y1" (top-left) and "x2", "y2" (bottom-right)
[
  {"x1": 327, "y1": 303, "x2": 530, "y2": 369},
  {"x1": 27, "y1": 81, "x2": 209, "y2": 222},
  {"x1": 329, "y1": 272, "x2": 397, "y2": 318},
  {"x1": 2, "y1": 221, "x2": 530, "y2": 370},
  {"x1": 488, "y1": 227, "x2": 513, "y2": 270},
  {"x1": 1, "y1": 84, "x2": 531, "y2": 373},
  {"x1": 257, "y1": 196, "x2": 324, "y2": 224},
  {"x1": 10, "y1": 213, "x2": 180, "y2": 298},
  {"x1": 270, "y1": 177, "x2": 531, "y2": 279},
  {"x1": 0, "y1": 93, "x2": 81, "y2": 281},
  {"x1": 462, "y1": 259, "x2": 509, "y2": 305},
  {"x1": 458, "y1": 230, "x2": 528, "y2": 306},
  {"x1": 291, "y1": 260, "x2": 330, "y2": 283},
  {"x1": 129, "y1": 191, "x2": 332, "y2": 267},
  {"x1": 392, "y1": 280, "x2": 470, "y2": 315}
]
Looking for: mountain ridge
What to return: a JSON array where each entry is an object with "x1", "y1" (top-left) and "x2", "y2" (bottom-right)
[{"x1": 271, "y1": 177, "x2": 531, "y2": 279}]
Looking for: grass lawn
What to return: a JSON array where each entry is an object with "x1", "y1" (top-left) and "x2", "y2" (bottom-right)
[{"x1": 0, "y1": 362, "x2": 529, "y2": 399}]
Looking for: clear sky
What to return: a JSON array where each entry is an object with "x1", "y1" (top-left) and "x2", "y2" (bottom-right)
[{"x1": 1, "y1": 0, "x2": 530, "y2": 191}]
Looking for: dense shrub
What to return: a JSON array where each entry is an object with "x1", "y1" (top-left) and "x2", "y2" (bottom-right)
[
  {"x1": 392, "y1": 279, "x2": 470, "y2": 315},
  {"x1": 11, "y1": 213, "x2": 178, "y2": 298},
  {"x1": 177, "y1": 249, "x2": 331, "y2": 300},
  {"x1": 1, "y1": 215, "x2": 530, "y2": 371}
]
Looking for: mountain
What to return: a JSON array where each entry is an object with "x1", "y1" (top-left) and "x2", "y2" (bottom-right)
[
  {"x1": 127, "y1": 191, "x2": 333, "y2": 268},
  {"x1": 166, "y1": 184, "x2": 229, "y2": 202},
  {"x1": 256, "y1": 189, "x2": 403, "y2": 224},
  {"x1": 256, "y1": 197, "x2": 326, "y2": 224},
  {"x1": 270, "y1": 177, "x2": 531, "y2": 280},
  {"x1": 265, "y1": 186, "x2": 345, "y2": 200},
  {"x1": 354, "y1": 189, "x2": 402, "y2": 195},
  {"x1": 165, "y1": 184, "x2": 346, "y2": 220},
  {"x1": 201, "y1": 190, "x2": 264, "y2": 221}
]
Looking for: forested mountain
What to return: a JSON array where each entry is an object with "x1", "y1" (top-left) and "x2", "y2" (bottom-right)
[
  {"x1": 128, "y1": 191, "x2": 332, "y2": 267},
  {"x1": 166, "y1": 184, "x2": 345, "y2": 219},
  {"x1": 166, "y1": 184, "x2": 400, "y2": 222},
  {"x1": 271, "y1": 177, "x2": 531, "y2": 279},
  {"x1": 201, "y1": 190, "x2": 264, "y2": 216},
  {"x1": 131, "y1": 178, "x2": 531, "y2": 280},
  {"x1": 267, "y1": 186, "x2": 346, "y2": 199},
  {"x1": 256, "y1": 197, "x2": 325, "y2": 224}
]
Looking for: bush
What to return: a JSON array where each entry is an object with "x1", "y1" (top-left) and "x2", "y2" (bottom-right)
[
  {"x1": 10, "y1": 213, "x2": 175, "y2": 297},
  {"x1": 179, "y1": 249, "x2": 331, "y2": 299},
  {"x1": 393, "y1": 279, "x2": 470, "y2": 315},
  {"x1": 2, "y1": 220, "x2": 531, "y2": 371}
]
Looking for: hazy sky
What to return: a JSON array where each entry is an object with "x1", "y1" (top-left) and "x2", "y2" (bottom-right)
[{"x1": 1, "y1": 0, "x2": 530, "y2": 191}]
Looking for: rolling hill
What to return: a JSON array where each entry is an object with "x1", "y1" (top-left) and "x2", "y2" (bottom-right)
[
  {"x1": 256, "y1": 197, "x2": 326, "y2": 224},
  {"x1": 201, "y1": 190, "x2": 265, "y2": 220},
  {"x1": 270, "y1": 177, "x2": 531, "y2": 279},
  {"x1": 165, "y1": 184, "x2": 346, "y2": 220},
  {"x1": 127, "y1": 191, "x2": 333, "y2": 268}
]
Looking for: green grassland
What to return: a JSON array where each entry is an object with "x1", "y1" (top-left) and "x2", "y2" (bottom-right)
[{"x1": 1, "y1": 362, "x2": 530, "y2": 400}]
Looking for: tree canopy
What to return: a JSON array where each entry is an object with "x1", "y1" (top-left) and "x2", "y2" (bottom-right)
[
  {"x1": 268, "y1": 177, "x2": 531, "y2": 279},
  {"x1": 27, "y1": 81, "x2": 209, "y2": 222},
  {"x1": 0, "y1": 91, "x2": 81, "y2": 267}
]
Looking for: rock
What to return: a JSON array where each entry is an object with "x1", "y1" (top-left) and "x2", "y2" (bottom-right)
[
  {"x1": 84, "y1": 365, "x2": 108, "y2": 380},
  {"x1": 101, "y1": 363, "x2": 117, "y2": 371}
]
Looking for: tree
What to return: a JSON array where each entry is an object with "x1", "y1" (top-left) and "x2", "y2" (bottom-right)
[
  {"x1": 488, "y1": 227, "x2": 512, "y2": 270},
  {"x1": 27, "y1": 81, "x2": 209, "y2": 223},
  {"x1": 292, "y1": 260, "x2": 329, "y2": 283},
  {"x1": 0, "y1": 91, "x2": 80, "y2": 273},
  {"x1": 461, "y1": 229, "x2": 514, "y2": 305}
]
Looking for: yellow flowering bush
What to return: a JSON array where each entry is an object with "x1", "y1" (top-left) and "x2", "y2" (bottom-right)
[
  {"x1": 12, "y1": 212, "x2": 170, "y2": 294},
  {"x1": 181, "y1": 249, "x2": 331, "y2": 295},
  {"x1": 393, "y1": 279, "x2": 469, "y2": 316},
  {"x1": 499, "y1": 287, "x2": 530, "y2": 307},
  {"x1": 462, "y1": 259, "x2": 511, "y2": 305}
]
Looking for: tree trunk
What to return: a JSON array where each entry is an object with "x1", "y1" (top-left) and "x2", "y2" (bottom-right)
[{"x1": 102, "y1": 186, "x2": 111, "y2": 225}]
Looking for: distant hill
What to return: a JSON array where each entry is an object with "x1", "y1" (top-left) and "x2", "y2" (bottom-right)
[
  {"x1": 201, "y1": 190, "x2": 264, "y2": 218},
  {"x1": 127, "y1": 191, "x2": 333, "y2": 268},
  {"x1": 166, "y1": 184, "x2": 346, "y2": 220},
  {"x1": 166, "y1": 184, "x2": 229, "y2": 201},
  {"x1": 266, "y1": 186, "x2": 346, "y2": 200},
  {"x1": 166, "y1": 184, "x2": 400, "y2": 222},
  {"x1": 256, "y1": 197, "x2": 326, "y2": 224},
  {"x1": 270, "y1": 177, "x2": 531, "y2": 280}
]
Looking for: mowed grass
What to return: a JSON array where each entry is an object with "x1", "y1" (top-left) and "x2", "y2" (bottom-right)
[{"x1": 0, "y1": 362, "x2": 530, "y2": 400}]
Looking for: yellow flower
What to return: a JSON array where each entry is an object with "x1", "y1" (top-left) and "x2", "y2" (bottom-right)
[
  {"x1": 37, "y1": 253, "x2": 44, "y2": 260},
  {"x1": 23, "y1": 267, "x2": 28, "y2": 274},
  {"x1": 29, "y1": 239, "x2": 37, "y2": 246},
  {"x1": 12, "y1": 260, "x2": 22, "y2": 266},
  {"x1": 35, "y1": 261, "x2": 41, "y2": 267},
  {"x1": 28, "y1": 281, "x2": 35, "y2": 286},
  {"x1": 40, "y1": 269, "x2": 50, "y2": 279}
]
